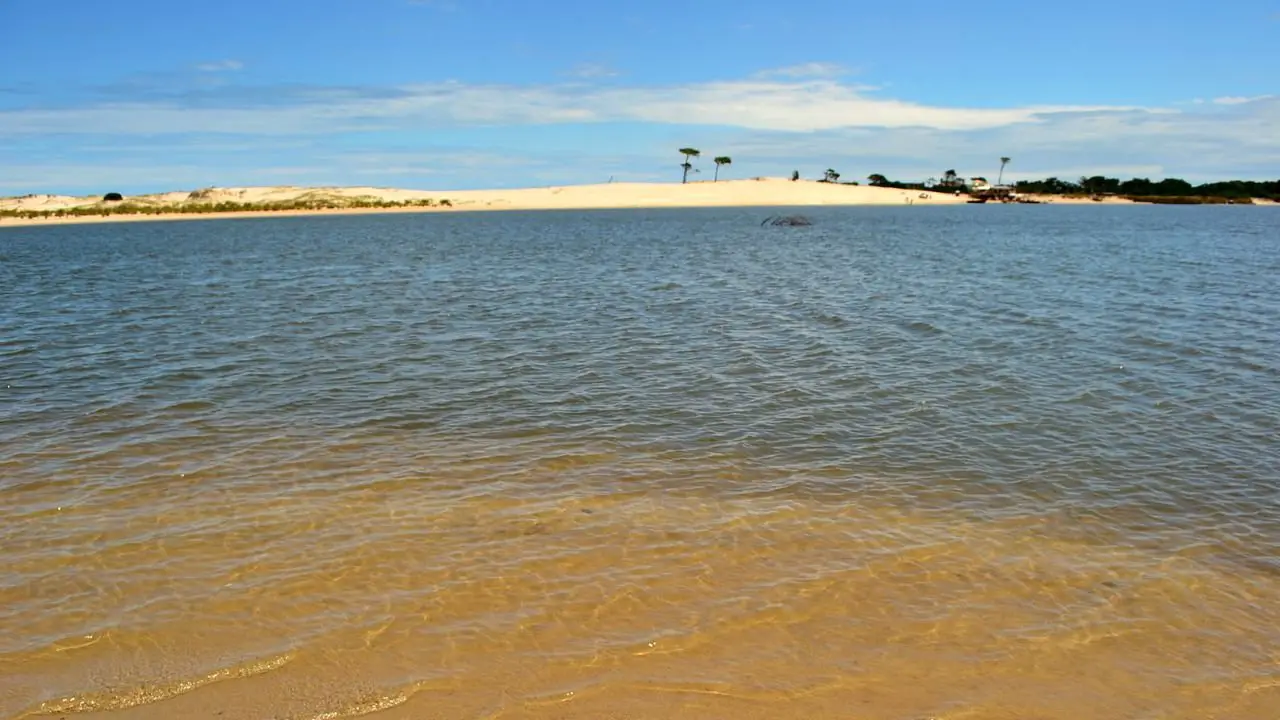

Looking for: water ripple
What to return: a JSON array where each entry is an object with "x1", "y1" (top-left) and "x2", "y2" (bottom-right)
[{"x1": 1, "y1": 207, "x2": 1279, "y2": 719}]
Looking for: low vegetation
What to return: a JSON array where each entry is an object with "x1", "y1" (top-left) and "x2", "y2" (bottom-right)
[
  {"x1": 1014, "y1": 176, "x2": 1279, "y2": 202},
  {"x1": 0, "y1": 195, "x2": 453, "y2": 220},
  {"x1": 853, "y1": 168, "x2": 1278, "y2": 203},
  {"x1": 1124, "y1": 195, "x2": 1254, "y2": 205}
]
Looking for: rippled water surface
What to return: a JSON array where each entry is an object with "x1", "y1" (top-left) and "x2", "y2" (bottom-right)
[{"x1": 2, "y1": 207, "x2": 1279, "y2": 719}]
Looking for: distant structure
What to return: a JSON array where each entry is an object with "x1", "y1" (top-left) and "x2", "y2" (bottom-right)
[
  {"x1": 967, "y1": 176, "x2": 1033, "y2": 203},
  {"x1": 966, "y1": 156, "x2": 1023, "y2": 203},
  {"x1": 103, "y1": 192, "x2": 124, "y2": 202}
]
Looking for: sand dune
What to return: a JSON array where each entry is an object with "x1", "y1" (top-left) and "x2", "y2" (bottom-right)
[
  {"x1": 9, "y1": 177, "x2": 1267, "y2": 228},
  {"x1": 1, "y1": 179, "x2": 970, "y2": 227},
  {"x1": 439, "y1": 178, "x2": 967, "y2": 210},
  {"x1": 8, "y1": 176, "x2": 1274, "y2": 228}
]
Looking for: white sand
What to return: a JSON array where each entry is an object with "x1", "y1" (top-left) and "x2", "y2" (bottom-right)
[
  {"x1": 4, "y1": 179, "x2": 1271, "y2": 227},
  {"x1": 0, "y1": 179, "x2": 962, "y2": 227},
  {"x1": 430, "y1": 178, "x2": 966, "y2": 210}
]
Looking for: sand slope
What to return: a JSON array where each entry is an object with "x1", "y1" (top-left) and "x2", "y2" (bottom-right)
[
  {"x1": 1, "y1": 178, "x2": 958, "y2": 215},
  {"x1": 9, "y1": 178, "x2": 1270, "y2": 227},
  {"x1": 438, "y1": 178, "x2": 965, "y2": 209}
]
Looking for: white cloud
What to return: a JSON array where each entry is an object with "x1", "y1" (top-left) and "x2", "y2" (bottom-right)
[
  {"x1": 195, "y1": 60, "x2": 244, "y2": 73},
  {"x1": 1212, "y1": 95, "x2": 1272, "y2": 105},
  {"x1": 0, "y1": 150, "x2": 544, "y2": 193},
  {"x1": 0, "y1": 77, "x2": 1145, "y2": 137},
  {"x1": 716, "y1": 97, "x2": 1280, "y2": 182},
  {"x1": 3, "y1": 69, "x2": 1278, "y2": 191},
  {"x1": 593, "y1": 80, "x2": 1132, "y2": 131},
  {"x1": 755, "y1": 62, "x2": 850, "y2": 79}
]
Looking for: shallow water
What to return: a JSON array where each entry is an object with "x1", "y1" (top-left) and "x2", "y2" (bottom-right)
[{"x1": 2, "y1": 206, "x2": 1278, "y2": 719}]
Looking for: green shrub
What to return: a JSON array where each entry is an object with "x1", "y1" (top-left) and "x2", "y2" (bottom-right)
[
  {"x1": 1127, "y1": 195, "x2": 1216, "y2": 205},
  {"x1": 3, "y1": 193, "x2": 457, "y2": 220}
]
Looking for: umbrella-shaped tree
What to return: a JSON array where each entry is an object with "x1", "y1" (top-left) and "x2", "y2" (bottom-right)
[
  {"x1": 713, "y1": 156, "x2": 732, "y2": 182},
  {"x1": 679, "y1": 148, "x2": 701, "y2": 184}
]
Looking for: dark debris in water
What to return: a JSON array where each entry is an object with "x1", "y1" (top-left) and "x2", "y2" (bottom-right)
[{"x1": 761, "y1": 215, "x2": 813, "y2": 227}]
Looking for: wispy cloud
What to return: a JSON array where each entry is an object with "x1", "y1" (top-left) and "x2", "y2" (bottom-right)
[
  {"x1": 720, "y1": 97, "x2": 1280, "y2": 182},
  {"x1": 0, "y1": 76, "x2": 1141, "y2": 136},
  {"x1": 88, "y1": 82, "x2": 414, "y2": 106},
  {"x1": 0, "y1": 147, "x2": 568, "y2": 193},
  {"x1": 755, "y1": 62, "x2": 850, "y2": 79},
  {"x1": 195, "y1": 60, "x2": 245, "y2": 73},
  {"x1": 565, "y1": 63, "x2": 619, "y2": 80},
  {"x1": 1212, "y1": 95, "x2": 1273, "y2": 105},
  {"x1": 3, "y1": 67, "x2": 1278, "y2": 193}
]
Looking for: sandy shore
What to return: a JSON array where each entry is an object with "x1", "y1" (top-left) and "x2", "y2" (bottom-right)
[
  {"x1": 0, "y1": 206, "x2": 460, "y2": 228},
  {"x1": 2, "y1": 179, "x2": 1272, "y2": 228},
  {"x1": 1, "y1": 179, "x2": 962, "y2": 228}
]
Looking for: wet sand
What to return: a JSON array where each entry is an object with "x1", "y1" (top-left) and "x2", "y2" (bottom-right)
[{"x1": 5, "y1": 465, "x2": 1279, "y2": 720}]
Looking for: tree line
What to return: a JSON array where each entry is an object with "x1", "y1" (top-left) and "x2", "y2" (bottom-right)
[
  {"x1": 1013, "y1": 176, "x2": 1280, "y2": 201},
  {"x1": 678, "y1": 146, "x2": 1277, "y2": 202},
  {"x1": 859, "y1": 171, "x2": 1278, "y2": 201}
]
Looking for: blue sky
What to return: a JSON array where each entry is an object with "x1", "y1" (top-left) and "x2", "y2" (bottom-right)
[{"x1": 2, "y1": 0, "x2": 1277, "y2": 194}]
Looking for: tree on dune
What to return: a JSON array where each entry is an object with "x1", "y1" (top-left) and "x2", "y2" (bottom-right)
[
  {"x1": 679, "y1": 148, "x2": 701, "y2": 184},
  {"x1": 867, "y1": 174, "x2": 889, "y2": 186},
  {"x1": 998, "y1": 157, "x2": 1011, "y2": 186},
  {"x1": 942, "y1": 169, "x2": 959, "y2": 188},
  {"x1": 713, "y1": 156, "x2": 732, "y2": 182},
  {"x1": 823, "y1": 168, "x2": 840, "y2": 183}
]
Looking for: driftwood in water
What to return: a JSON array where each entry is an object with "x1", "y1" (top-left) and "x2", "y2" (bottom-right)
[{"x1": 761, "y1": 215, "x2": 812, "y2": 227}]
